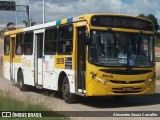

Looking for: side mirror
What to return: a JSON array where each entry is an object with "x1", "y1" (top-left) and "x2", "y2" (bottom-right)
[{"x1": 85, "y1": 34, "x2": 91, "y2": 45}]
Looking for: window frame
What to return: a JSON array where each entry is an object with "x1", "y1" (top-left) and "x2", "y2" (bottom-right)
[
  {"x1": 44, "y1": 27, "x2": 57, "y2": 55},
  {"x1": 15, "y1": 33, "x2": 24, "y2": 55},
  {"x1": 4, "y1": 36, "x2": 10, "y2": 56},
  {"x1": 24, "y1": 31, "x2": 34, "y2": 55},
  {"x1": 57, "y1": 24, "x2": 73, "y2": 55}
]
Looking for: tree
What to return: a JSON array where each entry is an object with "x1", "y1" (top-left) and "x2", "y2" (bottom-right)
[
  {"x1": 23, "y1": 20, "x2": 29, "y2": 27},
  {"x1": 6, "y1": 22, "x2": 15, "y2": 28},
  {"x1": 23, "y1": 20, "x2": 37, "y2": 27},
  {"x1": 138, "y1": 14, "x2": 160, "y2": 32},
  {"x1": 6, "y1": 22, "x2": 15, "y2": 31},
  {"x1": 138, "y1": 14, "x2": 146, "y2": 18},
  {"x1": 147, "y1": 14, "x2": 159, "y2": 32}
]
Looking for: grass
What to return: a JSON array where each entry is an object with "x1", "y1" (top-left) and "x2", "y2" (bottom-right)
[
  {"x1": 0, "y1": 96, "x2": 47, "y2": 111},
  {"x1": 0, "y1": 91, "x2": 70, "y2": 120},
  {"x1": 155, "y1": 38, "x2": 160, "y2": 47},
  {"x1": 156, "y1": 76, "x2": 160, "y2": 80},
  {"x1": 155, "y1": 39, "x2": 160, "y2": 47}
]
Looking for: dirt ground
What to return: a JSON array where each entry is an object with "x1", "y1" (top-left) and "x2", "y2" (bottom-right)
[
  {"x1": 155, "y1": 47, "x2": 160, "y2": 56},
  {"x1": 0, "y1": 38, "x2": 3, "y2": 56},
  {"x1": 156, "y1": 62, "x2": 160, "y2": 76}
]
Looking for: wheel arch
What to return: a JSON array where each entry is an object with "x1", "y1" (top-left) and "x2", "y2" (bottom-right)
[
  {"x1": 58, "y1": 71, "x2": 67, "y2": 91},
  {"x1": 17, "y1": 67, "x2": 23, "y2": 82}
]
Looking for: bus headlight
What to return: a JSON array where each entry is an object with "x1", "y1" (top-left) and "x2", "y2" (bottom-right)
[
  {"x1": 148, "y1": 78, "x2": 153, "y2": 82},
  {"x1": 145, "y1": 78, "x2": 153, "y2": 84},
  {"x1": 98, "y1": 78, "x2": 102, "y2": 83}
]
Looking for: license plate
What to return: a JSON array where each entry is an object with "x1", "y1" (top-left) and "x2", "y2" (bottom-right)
[{"x1": 122, "y1": 87, "x2": 133, "y2": 91}]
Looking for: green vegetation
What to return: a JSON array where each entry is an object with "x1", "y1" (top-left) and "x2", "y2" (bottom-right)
[
  {"x1": 155, "y1": 57, "x2": 160, "y2": 62},
  {"x1": 0, "y1": 37, "x2": 3, "y2": 56},
  {"x1": 138, "y1": 14, "x2": 159, "y2": 32},
  {"x1": 0, "y1": 96, "x2": 45, "y2": 111},
  {"x1": 156, "y1": 76, "x2": 160, "y2": 80},
  {"x1": 155, "y1": 36, "x2": 160, "y2": 47},
  {"x1": 138, "y1": 14, "x2": 160, "y2": 48},
  {"x1": 0, "y1": 96, "x2": 70, "y2": 120}
]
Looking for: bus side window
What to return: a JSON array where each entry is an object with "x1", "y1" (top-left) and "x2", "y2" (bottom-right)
[
  {"x1": 57, "y1": 25, "x2": 73, "y2": 54},
  {"x1": 4, "y1": 36, "x2": 10, "y2": 55},
  {"x1": 24, "y1": 32, "x2": 33, "y2": 55},
  {"x1": 16, "y1": 34, "x2": 23, "y2": 55},
  {"x1": 44, "y1": 28, "x2": 57, "y2": 55},
  {"x1": 26, "y1": 45, "x2": 32, "y2": 54}
]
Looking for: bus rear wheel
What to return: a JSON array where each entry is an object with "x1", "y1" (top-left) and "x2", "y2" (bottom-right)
[
  {"x1": 62, "y1": 76, "x2": 76, "y2": 103},
  {"x1": 18, "y1": 71, "x2": 28, "y2": 91}
]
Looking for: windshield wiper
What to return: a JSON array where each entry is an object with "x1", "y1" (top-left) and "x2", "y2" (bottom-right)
[
  {"x1": 132, "y1": 31, "x2": 143, "y2": 47},
  {"x1": 111, "y1": 31, "x2": 124, "y2": 47}
]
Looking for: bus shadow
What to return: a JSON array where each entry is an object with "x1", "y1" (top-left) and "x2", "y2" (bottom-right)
[
  {"x1": 12, "y1": 83, "x2": 63, "y2": 99},
  {"x1": 12, "y1": 83, "x2": 160, "y2": 108},
  {"x1": 79, "y1": 94, "x2": 160, "y2": 108}
]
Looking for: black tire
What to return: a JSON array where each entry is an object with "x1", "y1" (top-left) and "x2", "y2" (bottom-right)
[
  {"x1": 18, "y1": 71, "x2": 28, "y2": 91},
  {"x1": 62, "y1": 76, "x2": 76, "y2": 103},
  {"x1": 113, "y1": 96, "x2": 126, "y2": 101}
]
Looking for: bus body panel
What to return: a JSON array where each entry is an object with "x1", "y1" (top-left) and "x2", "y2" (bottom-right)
[
  {"x1": 43, "y1": 55, "x2": 58, "y2": 90},
  {"x1": 22, "y1": 55, "x2": 35, "y2": 86},
  {"x1": 13, "y1": 56, "x2": 22, "y2": 82},
  {"x1": 54, "y1": 54, "x2": 76, "y2": 93},
  {"x1": 86, "y1": 63, "x2": 155, "y2": 96},
  {"x1": 3, "y1": 56, "x2": 11, "y2": 80}
]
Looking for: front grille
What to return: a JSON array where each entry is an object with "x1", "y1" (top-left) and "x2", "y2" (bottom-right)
[
  {"x1": 112, "y1": 88, "x2": 142, "y2": 93},
  {"x1": 100, "y1": 69, "x2": 152, "y2": 75},
  {"x1": 110, "y1": 80, "x2": 145, "y2": 84},
  {"x1": 113, "y1": 91, "x2": 141, "y2": 93}
]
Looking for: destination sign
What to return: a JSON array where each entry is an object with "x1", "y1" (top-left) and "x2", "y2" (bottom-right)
[{"x1": 91, "y1": 16, "x2": 153, "y2": 31}]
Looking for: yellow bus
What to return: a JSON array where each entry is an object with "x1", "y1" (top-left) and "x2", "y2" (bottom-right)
[{"x1": 2, "y1": 14, "x2": 155, "y2": 103}]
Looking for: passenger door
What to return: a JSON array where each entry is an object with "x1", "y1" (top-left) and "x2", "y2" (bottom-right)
[
  {"x1": 34, "y1": 29, "x2": 44, "y2": 85},
  {"x1": 76, "y1": 27, "x2": 86, "y2": 93},
  {"x1": 10, "y1": 35, "x2": 16, "y2": 80}
]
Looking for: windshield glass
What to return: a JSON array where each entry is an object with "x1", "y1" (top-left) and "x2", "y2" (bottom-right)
[{"x1": 88, "y1": 30, "x2": 154, "y2": 67}]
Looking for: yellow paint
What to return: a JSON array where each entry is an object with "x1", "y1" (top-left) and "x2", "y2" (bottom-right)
[
  {"x1": 55, "y1": 56, "x2": 65, "y2": 69},
  {"x1": 54, "y1": 55, "x2": 73, "y2": 69},
  {"x1": 61, "y1": 19, "x2": 67, "y2": 24},
  {"x1": 2, "y1": 55, "x2": 10, "y2": 77},
  {"x1": 13, "y1": 57, "x2": 21, "y2": 63},
  {"x1": 4, "y1": 29, "x2": 23, "y2": 36},
  {"x1": 10, "y1": 34, "x2": 16, "y2": 38},
  {"x1": 77, "y1": 21, "x2": 86, "y2": 26},
  {"x1": 3, "y1": 55, "x2": 10, "y2": 62},
  {"x1": 72, "y1": 23, "x2": 77, "y2": 71},
  {"x1": 85, "y1": 62, "x2": 155, "y2": 96},
  {"x1": 90, "y1": 26, "x2": 154, "y2": 34}
]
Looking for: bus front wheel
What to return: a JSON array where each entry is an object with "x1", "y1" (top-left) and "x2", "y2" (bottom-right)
[
  {"x1": 62, "y1": 76, "x2": 76, "y2": 103},
  {"x1": 18, "y1": 71, "x2": 28, "y2": 91}
]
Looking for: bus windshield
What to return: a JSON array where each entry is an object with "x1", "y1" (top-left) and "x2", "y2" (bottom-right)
[{"x1": 88, "y1": 30, "x2": 154, "y2": 67}]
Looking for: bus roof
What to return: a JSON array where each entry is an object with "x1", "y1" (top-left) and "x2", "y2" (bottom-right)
[
  {"x1": 4, "y1": 29, "x2": 23, "y2": 36},
  {"x1": 4, "y1": 13, "x2": 153, "y2": 35}
]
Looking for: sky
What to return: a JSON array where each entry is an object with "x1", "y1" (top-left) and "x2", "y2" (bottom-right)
[{"x1": 0, "y1": 0, "x2": 160, "y2": 25}]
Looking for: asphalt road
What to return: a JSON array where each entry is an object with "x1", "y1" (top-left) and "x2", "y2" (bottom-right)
[{"x1": 0, "y1": 63, "x2": 160, "y2": 120}]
